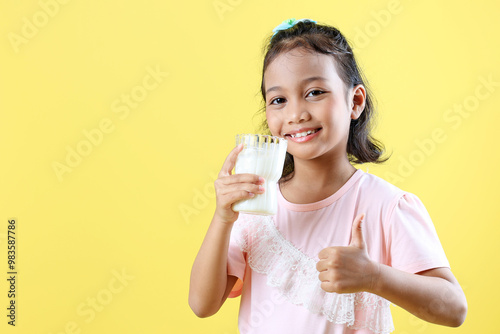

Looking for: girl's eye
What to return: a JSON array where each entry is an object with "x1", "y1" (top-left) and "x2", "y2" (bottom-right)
[
  {"x1": 269, "y1": 91, "x2": 324, "y2": 105},
  {"x1": 270, "y1": 97, "x2": 286, "y2": 105},
  {"x1": 307, "y1": 90, "x2": 325, "y2": 97}
]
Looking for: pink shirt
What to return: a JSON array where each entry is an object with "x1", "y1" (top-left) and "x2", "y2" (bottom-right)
[{"x1": 227, "y1": 169, "x2": 450, "y2": 333}]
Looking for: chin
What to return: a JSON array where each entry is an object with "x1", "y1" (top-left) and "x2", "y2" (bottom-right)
[{"x1": 287, "y1": 148, "x2": 323, "y2": 161}]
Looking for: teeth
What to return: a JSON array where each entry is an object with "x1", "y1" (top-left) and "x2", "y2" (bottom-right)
[{"x1": 291, "y1": 129, "x2": 317, "y2": 138}]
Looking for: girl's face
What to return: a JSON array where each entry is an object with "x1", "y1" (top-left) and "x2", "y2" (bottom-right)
[{"x1": 264, "y1": 47, "x2": 364, "y2": 162}]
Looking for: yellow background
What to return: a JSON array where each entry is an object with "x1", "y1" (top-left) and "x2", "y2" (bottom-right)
[{"x1": 1, "y1": 0, "x2": 499, "y2": 333}]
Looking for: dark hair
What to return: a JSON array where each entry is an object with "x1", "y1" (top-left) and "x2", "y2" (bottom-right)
[{"x1": 258, "y1": 20, "x2": 389, "y2": 183}]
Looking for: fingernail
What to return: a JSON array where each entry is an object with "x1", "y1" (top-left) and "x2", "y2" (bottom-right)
[
  {"x1": 258, "y1": 177, "x2": 265, "y2": 184},
  {"x1": 248, "y1": 192, "x2": 255, "y2": 197},
  {"x1": 258, "y1": 185, "x2": 265, "y2": 192}
]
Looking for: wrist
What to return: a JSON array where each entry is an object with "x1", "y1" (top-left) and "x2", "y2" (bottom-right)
[
  {"x1": 212, "y1": 211, "x2": 237, "y2": 227},
  {"x1": 367, "y1": 261, "x2": 382, "y2": 294}
]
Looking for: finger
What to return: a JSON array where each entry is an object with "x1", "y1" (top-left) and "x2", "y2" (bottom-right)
[
  {"x1": 318, "y1": 271, "x2": 330, "y2": 282},
  {"x1": 217, "y1": 173, "x2": 264, "y2": 186},
  {"x1": 222, "y1": 190, "x2": 257, "y2": 209},
  {"x1": 349, "y1": 213, "x2": 365, "y2": 249},
  {"x1": 320, "y1": 281, "x2": 335, "y2": 293},
  {"x1": 318, "y1": 247, "x2": 330, "y2": 260},
  {"x1": 218, "y1": 144, "x2": 244, "y2": 177},
  {"x1": 316, "y1": 260, "x2": 329, "y2": 272},
  {"x1": 219, "y1": 183, "x2": 265, "y2": 197}
]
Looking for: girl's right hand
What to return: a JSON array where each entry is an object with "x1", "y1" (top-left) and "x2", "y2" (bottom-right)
[{"x1": 214, "y1": 144, "x2": 265, "y2": 225}]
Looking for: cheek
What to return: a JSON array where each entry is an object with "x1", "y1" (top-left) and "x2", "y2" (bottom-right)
[
  {"x1": 330, "y1": 101, "x2": 351, "y2": 123},
  {"x1": 265, "y1": 112, "x2": 281, "y2": 135}
]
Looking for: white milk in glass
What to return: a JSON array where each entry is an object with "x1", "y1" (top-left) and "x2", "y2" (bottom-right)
[{"x1": 232, "y1": 134, "x2": 287, "y2": 215}]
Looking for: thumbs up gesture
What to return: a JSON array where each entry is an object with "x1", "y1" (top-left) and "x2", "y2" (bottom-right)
[{"x1": 316, "y1": 213, "x2": 380, "y2": 294}]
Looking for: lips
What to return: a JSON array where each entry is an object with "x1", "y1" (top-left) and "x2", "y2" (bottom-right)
[{"x1": 284, "y1": 127, "x2": 322, "y2": 143}]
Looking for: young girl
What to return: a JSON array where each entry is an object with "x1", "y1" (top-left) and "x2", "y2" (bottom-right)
[{"x1": 189, "y1": 18, "x2": 467, "y2": 333}]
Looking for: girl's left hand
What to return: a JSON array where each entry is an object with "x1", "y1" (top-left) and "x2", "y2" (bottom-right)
[{"x1": 316, "y1": 213, "x2": 380, "y2": 294}]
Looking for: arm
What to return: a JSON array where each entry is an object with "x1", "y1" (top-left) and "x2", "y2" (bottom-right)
[
  {"x1": 188, "y1": 216, "x2": 240, "y2": 318},
  {"x1": 317, "y1": 214, "x2": 467, "y2": 327},
  {"x1": 188, "y1": 144, "x2": 264, "y2": 318},
  {"x1": 371, "y1": 265, "x2": 467, "y2": 327}
]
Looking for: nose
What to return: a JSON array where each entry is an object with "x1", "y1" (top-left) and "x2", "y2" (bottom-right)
[{"x1": 285, "y1": 100, "x2": 311, "y2": 125}]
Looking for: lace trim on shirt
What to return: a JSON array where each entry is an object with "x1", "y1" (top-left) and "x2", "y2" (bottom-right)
[{"x1": 233, "y1": 214, "x2": 394, "y2": 334}]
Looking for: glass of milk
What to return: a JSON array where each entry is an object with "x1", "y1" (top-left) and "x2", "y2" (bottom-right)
[{"x1": 232, "y1": 134, "x2": 288, "y2": 215}]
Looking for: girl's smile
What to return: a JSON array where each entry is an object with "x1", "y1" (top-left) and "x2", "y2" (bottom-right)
[{"x1": 283, "y1": 127, "x2": 322, "y2": 143}]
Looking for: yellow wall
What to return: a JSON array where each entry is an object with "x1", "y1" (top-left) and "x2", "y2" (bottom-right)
[{"x1": 1, "y1": 0, "x2": 498, "y2": 333}]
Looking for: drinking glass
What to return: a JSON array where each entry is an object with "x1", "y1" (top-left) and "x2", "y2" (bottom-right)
[{"x1": 232, "y1": 134, "x2": 288, "y2": 215}]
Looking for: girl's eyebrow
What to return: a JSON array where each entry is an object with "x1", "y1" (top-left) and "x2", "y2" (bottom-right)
[{"x1": 265, "y1": 76, "x2": 328, "y2": 95}]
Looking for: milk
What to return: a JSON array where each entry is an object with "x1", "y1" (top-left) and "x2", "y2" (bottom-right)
[{"x1": 232, "y1": 134, "x2": 287, "y2": 215}]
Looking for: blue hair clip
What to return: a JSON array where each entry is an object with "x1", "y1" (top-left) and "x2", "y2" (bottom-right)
[{"x1": 271, "y1": 18, "x2": 317, "y2": 38}]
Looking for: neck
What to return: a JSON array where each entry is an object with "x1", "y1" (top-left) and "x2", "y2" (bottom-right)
[{"x1": 280, "y1": 151, "x2": 357, "y2": 204}]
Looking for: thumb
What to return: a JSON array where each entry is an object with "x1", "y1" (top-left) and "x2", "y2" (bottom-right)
[{"x1": 349, "y1": 213, "x2": 366, "y2": 248}]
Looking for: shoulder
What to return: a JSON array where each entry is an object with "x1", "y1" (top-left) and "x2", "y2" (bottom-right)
[
  {"x1": 354, "y1": 170, "x2": 431, "y2": 225},
  {"x1": 356, "y1": 170, "x2": 407, "y2": 205},
  {"x1": 357, "y1": 171, "x2": 436, "y2": 230}
]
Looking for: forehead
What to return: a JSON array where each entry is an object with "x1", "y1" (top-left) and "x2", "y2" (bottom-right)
[{"x1": 264, "y1": 48, "x2": 340, "y2": 86}]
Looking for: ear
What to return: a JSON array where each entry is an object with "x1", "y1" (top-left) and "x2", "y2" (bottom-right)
[{"x1": 349, "y1": 84, "x2": 366, "y2": 120}]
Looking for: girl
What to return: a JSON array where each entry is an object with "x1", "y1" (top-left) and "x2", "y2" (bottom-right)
[{"x1": 189, "y1": 18, "x2": 467, "y2": 333}]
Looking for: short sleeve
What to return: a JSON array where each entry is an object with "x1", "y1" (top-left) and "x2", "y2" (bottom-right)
[
  {"x1": 387, "y1": 192, "x2": 450, "y2": 273},
  {"x1": 227, "y1": 219, "x2": 247, "y2": 298}
]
